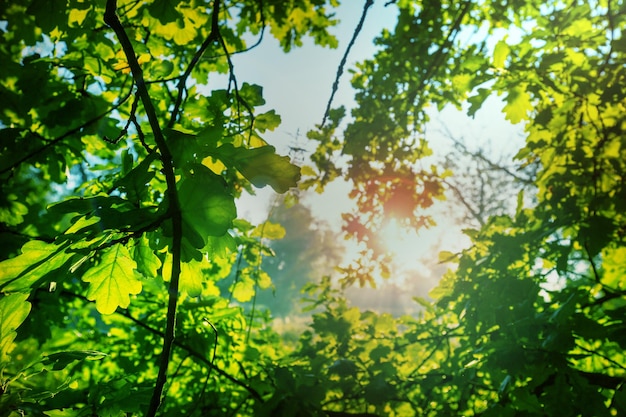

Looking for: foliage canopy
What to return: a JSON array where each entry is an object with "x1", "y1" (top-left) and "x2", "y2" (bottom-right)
[{"x1": 1, "y1": 0, "x2": 626, "y2": 416}]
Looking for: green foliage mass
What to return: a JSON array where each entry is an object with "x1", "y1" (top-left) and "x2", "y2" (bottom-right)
[{"x1": 1, "y1": 0, "x2": 625, "y2": 416}]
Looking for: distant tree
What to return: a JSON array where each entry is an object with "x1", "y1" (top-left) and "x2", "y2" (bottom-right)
[{"x1": 258, "y1": 201, "x2": 344, "y2": 317}]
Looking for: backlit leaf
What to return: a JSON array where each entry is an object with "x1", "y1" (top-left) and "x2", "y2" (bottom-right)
[
  {"x1": 254, "y1": 110, "x2": 282, "y2": 132},
  {"x1": 206, "y1": 234, "x2": 237, "y2": 258},
  {"x1": 503, "y1": 86, "x2": 532, "y2": 124},
  {"x1": 231, "y1": 277, "x2": 255, "y2": 302},
  {"x1": 82, "y1": 244, "x2": 142, "y2": 315},
  {"x1": 493, "y1": 39, "x2": 509, "y2": 69},
  {"x1": 220, "y1": 145, "x2": 301, "y2": 193},
  {"x1": 133, "y1": 236, "x2": 162, "y2": 278},
  {"x1": 0, "y1": 293, "x2": 31, "y2": 366},
  {"x1": 178, "y1": 165, "x2": 237, "y2": 244},
  {"x1": 162, "y1": 253, "x2": 203, "y2": 297},
  {"x1": 250, "y1": 221, "x2": 286, "y2": 240},
  {"x1": 0, "y1": 241, "x2": 71, "y2": 291}
]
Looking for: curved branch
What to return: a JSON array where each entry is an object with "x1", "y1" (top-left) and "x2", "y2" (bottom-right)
[
  {"x1": 321, "y1": 0, "x2": 373, "y2": 128},
  {"x1": 167, "y1": 0, "x2": 222, "y2": 129},
  {"x1": 103, "y1": 2, "x2": 183, "y2": 416}
]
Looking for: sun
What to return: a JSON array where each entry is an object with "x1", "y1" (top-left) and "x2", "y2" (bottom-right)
[
  {"x1": 378, "y1": 218, "x2": 417, "y2": 261},
  {"x1": 376, "y1": 215, "x2": 455, "y2": 276}
]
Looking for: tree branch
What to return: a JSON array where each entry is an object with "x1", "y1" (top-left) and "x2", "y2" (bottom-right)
[
  {"x1": 103, "y1": 2, "x2": 183, "y2": 416},
  {"x1": 0, "y1": 86, "x2": 133, "y2": 177},
  {"x1": 441, "y1": 178, "x2": 486, "y2": 227},
  {"x1": 321, "y1": 0, "x2": 373, "y2": 128},
  {"x1": 58, "y1": 290, "x2": 264, "y2": 401},
  {"x1": 167, "y1": 0, "x2": 222, "y2": 129}
]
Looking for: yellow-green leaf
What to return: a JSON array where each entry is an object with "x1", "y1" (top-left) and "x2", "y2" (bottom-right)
[
  {"x1": 82, "y1": 245, "x2": 142, "y2": 315},
  {"x1": 250, "y1": 221, "x2": 286, "y2": 240},
  {"x1": 180, "y1": 261, "x2": 203, "y2": 297},
  {"x1": 0, "y1": 293, "x2": 31, "y2": 366},
  {"x1": 492, "y1": 39, "x2": 509, "y2": 69},
  {"x1": 255, "y1": 270, "x2": 272, "y2": 290},
  {"x1": 133, "y1": 236, "x2": 162, "y2": 278},
  {"x1": 162, "y1": 254, "x2": 203, "y2": 297},
  {"x1": 231, "y1": 277, "x2": 255, "y2": 302},
  {"x1": 601, "y1": 246, "x2": 626, "y2": 290},
  {"x1": 0, "y1": 241, "x2": 71, "y2": 291},
  {"x1": 503, "y1": 86, "x2": 532, "y2": 124}
]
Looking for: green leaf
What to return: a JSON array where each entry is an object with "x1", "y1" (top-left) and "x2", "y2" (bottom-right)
[
  {"x1": 82, "y1": 244, "x2": 143, "y2": 315},
  {"x1": 492, "y1": 39, "x2": 510, "y2": 69},
  {"x1": 47, "y1": 195, "x2": 130, "y2": 216},
  {"x1": 219, "y1": 144, "x2": 301, "y2": 193},
  {"x1": 206, "y1": 234, "x2": 237, "y2": 258},
  {"x1": 162, "y1": 254, "x2": 203, "y2": 297},
  {"x1": 0, "y1": 194, "x2": 28, "y2": 226},
  {"x1": 0, "y1": 241, "x2": 71, "y2": 291},
  {"x1": 467, "y1": 87, "x2": 491, "y2": 117},
  {"x1": 147, "y1": 0, "x2": 180, "y2": 25},
  {"x1": 254, "y1": 110, "x2": 282, "y2": 132},
  {"x1": 178, "y1": 165, "x2": 237, "y2": 244},
  {"x1": 503, "y1": 85, "x2": 532, "y2": 124},
  {"x1": 0, "y1": 293, "x2": 31, "y2": 366},
  {"x1": 150, "y1": 60, "x2": 174, "y2": 79},
  {"x1": 42, "y1": 350, "x2": 107, "y2": 371},
  {"x1": 250, "y1": 221, "x2": 286, "y2": 239},
  {"x1": 239, "y1": 82, "x2": 265, "y2": 107},
  {"x1": 133, "y1": 236, "x2": 162, "y2": 278},
  {"x1": 328, "y1": 358, "x2": 358, "y2": 377},
  {"x1": 166, "y1": 128, "x2": 200, "y2": 167},
  {"x1": 114, "y1": 152, "x2": 158, "y2": 202}
]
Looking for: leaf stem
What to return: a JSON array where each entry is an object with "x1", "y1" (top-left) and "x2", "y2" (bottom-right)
[{"x1": 104, "y1": 2, "x2": 183, "y2": 415}]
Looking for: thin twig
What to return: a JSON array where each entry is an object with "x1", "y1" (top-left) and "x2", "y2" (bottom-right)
[
  {"x1": 216, "y1": 28, "x2": 256, "y2": 144},
  {"x1": 441, "y1": 178, "x2": 486, "y2": 227},
  {"x1": 103, "y1": 2, "x2": 183, "y2": 415},
  {"x1": 321, "y1": 0, "x2": 373, "y2": 127},
  {"x1": 405, "y1": 1, "x2": 472, "y2": 115},
  {"x1": 167, "y1": 0, "x2": 222, "y2": 129},
  {"x1": 0, "y1": 85, "x2": 133, "y2": 176},
  {"x1": 441, "y1": 125, "x2": 534, "y2": 185},
  {"x1": 58, "y1": 290, "x2": 263, "y2": 401},
  {"x1": 583, "y1": 241, "x2": 600, "y2": 283},
  {"x1": 229, "y1": 0, "x2": 266, "y2": 56}
]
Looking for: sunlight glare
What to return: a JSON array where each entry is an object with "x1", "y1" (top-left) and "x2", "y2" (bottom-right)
[{"x1": 378, "y1": 218, "x2": 429, "y2": 273}]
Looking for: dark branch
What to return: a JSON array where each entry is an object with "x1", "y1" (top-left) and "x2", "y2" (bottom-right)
[
  {"x1": 0, "y1": 86, "x2": 133, "y2": 176},
  {"x1": 442, "y1": 178, "x2": 487, "y2": 227},
  {"x1": 321, "y1": 0, "x2": 373, "y2": 128},
  {"x1": 406, "y1": 1, "x2": 472, "y2": 113},
  {"x1": 229, "y1": 0, "x2": 266, "y2": 56},
  {"x1": 167, "y1": 0, "x2": 222, "y2": 129},
  {"x1": 104, "y1": 2, "x2": 184, "y2": 416},
  {"x1": 59, "y1": 290, "x2": 264, "y2": 401}
]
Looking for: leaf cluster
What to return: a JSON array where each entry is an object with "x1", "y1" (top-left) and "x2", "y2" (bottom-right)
[{"x1": 1, "y1": 0, "x2": 626, "y2": 416}]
